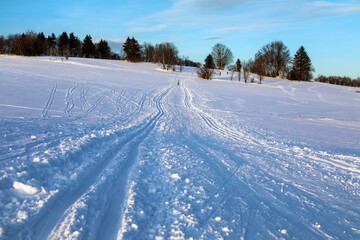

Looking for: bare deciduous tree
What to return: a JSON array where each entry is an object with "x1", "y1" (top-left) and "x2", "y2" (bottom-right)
[
  {"x1": 256, "y1": 40, "x2": 291, "y2": 77},
  {"x1": 143, "y1": 42, "x2": 155, "y2": 62},
  {"x1": 211, "y1": 43, "x2": 233, "y2": 70},
  {"x1": 242, "y1": 59, "x2": 253, "y2": 83},
  {"x1": 155, "y1": 42, "x2": 178, "y2": 69}
]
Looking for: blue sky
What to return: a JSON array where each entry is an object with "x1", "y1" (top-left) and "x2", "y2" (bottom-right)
[{"x1": 1, "y1": 0, "x2": 360, "y2": 77}]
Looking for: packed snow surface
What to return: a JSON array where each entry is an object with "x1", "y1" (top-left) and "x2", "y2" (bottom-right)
[{"x1": 0, "y1": 55, "x2": 359, "y2": 239}]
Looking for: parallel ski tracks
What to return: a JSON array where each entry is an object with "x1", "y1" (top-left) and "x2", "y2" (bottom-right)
[
  {"x1": 64, "y1": 82, "x2": 79, "y2": 117},
  {"x1": 42, "y1": 83, "x2": 57, "y2": 118},
  {"x1": 180, "y1": 79, "x2": 359, "y2": 239},
  {"x1": 16, "y1": 86, "x2": 171, "y2": 240}
]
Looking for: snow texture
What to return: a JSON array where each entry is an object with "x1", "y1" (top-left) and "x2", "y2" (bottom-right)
[{"x1": 0, "y1": 55, "x2": 359, "y2": 239}]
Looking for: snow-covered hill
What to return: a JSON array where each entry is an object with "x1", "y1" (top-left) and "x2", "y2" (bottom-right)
[{"x1": 0, "y1": 55, "x2": 359, "y2": 239}]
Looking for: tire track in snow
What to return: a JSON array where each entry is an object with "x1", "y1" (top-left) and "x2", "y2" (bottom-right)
[
  {"x1": 17, "y1": 86, "x2": 172, "y2": 240},
  {"x1": 42, "y1": 83, "x2": 57, "y2": 118}
]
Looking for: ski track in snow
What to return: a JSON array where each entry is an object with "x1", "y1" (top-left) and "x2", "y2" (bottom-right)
[
  {"x1": 42, "y1": 83, "x2": 57, "y2": 118},
  {"x1": 20, "y1": 87, "x2": 171, "y2": 240},
  {"x1": 0, "y1": 56, "x2": 359, "y2": 240}
]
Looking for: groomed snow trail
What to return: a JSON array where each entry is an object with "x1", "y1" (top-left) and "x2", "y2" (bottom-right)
[{"x1": 0, "y1": 56, "x2": 359, "y2": 239}]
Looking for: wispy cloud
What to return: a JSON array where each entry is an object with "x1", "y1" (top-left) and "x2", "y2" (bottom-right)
[
  {"x1": 108, "y1": 39, "x2": 126, "y2": 43},
  {"x1": 181, "y1": 0, "x2": 247, "y2": 11},
  {"x1": 125, "y1": 0, "x2": 360, "y2": 43},
  {"x1": 204, "y1": 36, "x2": 223, "y2": 40},
  {"x1": 215, "y1": 21, "x2": 284, "y2": 33},
  {"x1": 129, "y1": 24, "x2": 167, "y2": 34},
  {"x1": 308, "y1": 1, "x2": 360, "y2": 15}
]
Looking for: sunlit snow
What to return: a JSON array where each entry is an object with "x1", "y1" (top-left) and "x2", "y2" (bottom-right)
[{"x1": 0, "y1": 55, "x2": 359, "y2": 239}]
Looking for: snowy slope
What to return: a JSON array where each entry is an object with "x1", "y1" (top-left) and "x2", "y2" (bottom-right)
[{"x1": 0, "y1": 55, "x2": 359, "y2": 239}]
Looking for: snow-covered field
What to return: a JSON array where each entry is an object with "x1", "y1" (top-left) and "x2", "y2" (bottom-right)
[{"x1": 0, "y1": 55, "x2": 359, "y2": 239}]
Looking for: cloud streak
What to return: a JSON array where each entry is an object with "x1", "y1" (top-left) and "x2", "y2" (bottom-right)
[
  {"x1": 204, "y1": 36, "x2": 223, "y2": 40},
  {"x1": 308, "y1": 1, "x2": 360, "y2": 15}
]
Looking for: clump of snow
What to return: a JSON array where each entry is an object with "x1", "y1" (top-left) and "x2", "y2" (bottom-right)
[
  {"x1": 33, "y1": 157, "x2": 48, "y2": 164},
  {"x1": 171, "y1": 173, "x2": 181, "y2": 181},
  {"x1": 16, "y1": 210, "x2": 28, "y2": 222},
  {"x1": 280, "y1": 229, "x2": 287, "y2": 234},
  {"x1": 222, "y1": 227, "x2": 231, "y2": 233},
  {"x1": 314, "y1": 223, "x2": 321, "y2": 228},
  {"x1": 215, "y1": 216, "x2": 221, "y2": 222},
  {"x1": 13, "y1": 181, "x2": 38, "y2": 195},
  {"x1": 131, "y1": 223, "x2": 138, "y2": 230}
]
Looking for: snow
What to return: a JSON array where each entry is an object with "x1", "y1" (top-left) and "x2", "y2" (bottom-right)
[
  {"x1": 13, "y1": 181, "x2": 39, "y2": 195},
  {"x1": 0, "y1": 55, "x2": 359, "y2": 239},
  {"x1": 171, "y1": 173, "x2": 181, "y2": 181}
]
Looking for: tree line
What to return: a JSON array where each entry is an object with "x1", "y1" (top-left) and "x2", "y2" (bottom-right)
[
  {"x1": 197, "y1": 41, "x2": 315, "y2": 83},
  {"x1": 0, "y1": 31, "x2": 200, "y2": 68},
  {"x1": 1, "y1": 31, "x2": 359, "y2": 86},
  {"x1": 123, "y1": 37, "x2": 199, "y2": 69},
  {"x1": 0, "y1": 31, "x2": 118, "y2": 60},
  {"x1": 315, "y1": 75, "x2": 360, "y2": 87},
  {"x1": 197, "y1": 41, "x2": 359, "y2": 87}
]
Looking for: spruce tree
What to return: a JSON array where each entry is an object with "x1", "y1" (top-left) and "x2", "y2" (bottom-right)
[
  {"x1": 197, "y1": 55, "x2": 215, "y2": 80},
  {"x1": 236, "y1": 59, "x2": 242, "y2": 81},
  {"x1": 47, "y1": 33, "x2": 57, "y2": 56},
  {"x1": 96, "y1": 39, "x2": 111, "y2": 59},
  {"x1": 34, "y1": 32, "x2": 46, "y2": 55},
  {"x1": 69, "y1": 33, "x2": 81, "y2": 57},
  {"x1": 58, "y1": 32, "x2": 69, "y2": 57},
  {"x1": 123, "y1": 37, "x2": 141, "y2": 62},
  {"x1": 289, "y1": 46, "x2": 314, "y2": 81},
  {"x1": 204, "y1": 54, "x2": 215, "y2": 69},
  {"x1": 82, "y1": 35, "x2": 95, "y2": 58}
]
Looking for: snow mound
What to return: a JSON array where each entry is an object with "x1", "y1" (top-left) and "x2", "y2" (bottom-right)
[{"x1": 13, "y1": 181, "x2": 39, "y2": 195}]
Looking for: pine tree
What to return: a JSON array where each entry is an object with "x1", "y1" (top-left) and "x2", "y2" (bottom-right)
[
  {"x1": 236, "y1": 59, "x2": 242, "y2": 81},
  {"x1": 58, "y1": 32, "x2": 69, "y2": 57},
  {"x1": 197, "y1": 55, "x2": 215, "y2": 80},
  {"x1": 69, "y1": 33, "x2": 81, "y2": 57},
  {"x1": 289, "y1": 46, "x2": 314, "y2": 81},
  {"x1": 204, "y1": 54, "x2": 215, "y2": 69},
  {"x1": 123, "y1": 37, "x2": 141, "y2": 62},
  {"x1": 33, "y1": 32, "x2": 46, "y2": 56},
  {"x1": 96, "y1": 39, "x2": 111, "y2": 59},
  {"x1": 0, "y1": 35, "x2": 5, "y2": 54},
  {"x1": 82, "y1": 35, "x2": 95, "y2": 58},
  {"x1": 47, "y1": 33, "x2": 57, "y2": 56}
]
